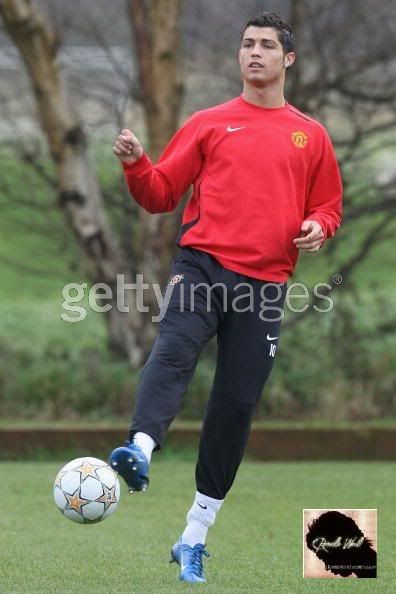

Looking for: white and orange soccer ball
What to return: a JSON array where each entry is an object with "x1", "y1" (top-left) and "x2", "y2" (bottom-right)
[{"x1": 53, "y1": 457, "x2": 120, "y2": 524}]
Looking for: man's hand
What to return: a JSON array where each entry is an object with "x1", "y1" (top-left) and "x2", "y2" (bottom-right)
[
  {"x1": 293, "y1": 220, "x2": 324, "y2": 252},
  {"x1": 113, "y1": 129, "x2": 144, "y2": 164}
]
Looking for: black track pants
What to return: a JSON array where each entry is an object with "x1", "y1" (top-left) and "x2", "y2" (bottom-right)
[{"x1": 129, "y1": 247, "x2": 287, "y2": 499}]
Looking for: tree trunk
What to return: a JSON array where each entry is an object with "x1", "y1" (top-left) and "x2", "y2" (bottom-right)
[
  {"x1": 128, "y1": 0, "x2": 185, "y2": 308},
  {"x1": 0, "y1": 0, "x2": 146, "y2": 366}
]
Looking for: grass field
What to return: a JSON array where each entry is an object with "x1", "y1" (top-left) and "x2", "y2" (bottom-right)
[{"x1": 0, "y1": 458, "x2": 390, "y2": 593}]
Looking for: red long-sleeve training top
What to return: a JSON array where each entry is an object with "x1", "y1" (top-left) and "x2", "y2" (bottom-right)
[{"x1": 122, "y1": 95, "x2": 343, "y2": 282}]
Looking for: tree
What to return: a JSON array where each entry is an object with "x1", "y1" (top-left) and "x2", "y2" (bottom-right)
[
  {"x1": 0, "y1": 0, "x2": 185, "y2": 365},
  {"x1": 127, "y1": 0, "x2": 185, "y2": 308}
]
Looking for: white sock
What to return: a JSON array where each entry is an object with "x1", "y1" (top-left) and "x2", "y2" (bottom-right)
[
  {"x1": 181, "y1": 491, "x2": 224, "y2": 546},
  {"x1": 132, "y1": 432, "x2": 156, "y2": 464}
]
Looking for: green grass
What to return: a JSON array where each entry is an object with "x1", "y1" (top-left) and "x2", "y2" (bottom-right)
[
  {"x1": 0, "y1": 459, "x2": 390, "y2": 592},
  {"x1": 0, "y1": 300, "x2": 107, "y2": 355}
]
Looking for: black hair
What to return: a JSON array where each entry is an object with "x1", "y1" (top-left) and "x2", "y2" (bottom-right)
[
  {"x1": 241, "y1": 11, "x2": 295, "y2": 53},
  {"x1": 306, "y1": 511, "x2": 376, "y2": 578}
]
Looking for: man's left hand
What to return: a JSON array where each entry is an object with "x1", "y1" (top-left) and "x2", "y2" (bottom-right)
[{"x1": 293, "y1": 220, "x2": 324, "y2": 252}]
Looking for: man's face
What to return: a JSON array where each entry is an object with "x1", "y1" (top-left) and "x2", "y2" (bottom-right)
[{"x1": 239, "y1": 26, "x2": 294, "y2": 86}]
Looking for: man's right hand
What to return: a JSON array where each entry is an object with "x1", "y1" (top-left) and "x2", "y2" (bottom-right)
[{"x1": 113, "y1": 129, "x2": 144, "y2": 164}]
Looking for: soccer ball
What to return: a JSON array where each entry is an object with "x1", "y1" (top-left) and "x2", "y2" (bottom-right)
[{"x1": 53, "y1": 456, "x2": 120, "y2": 524}]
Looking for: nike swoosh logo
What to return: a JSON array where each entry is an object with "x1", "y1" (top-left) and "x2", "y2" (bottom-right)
[
  {"x1": 266, "y1": 334, "x2": 279, "y2": 341},
  {"x1": 227, "y1": 126, "x2": 245, "y2": 132},
  {"x1": 197, "y1": 502, "x2": 207, "y2": 509}
]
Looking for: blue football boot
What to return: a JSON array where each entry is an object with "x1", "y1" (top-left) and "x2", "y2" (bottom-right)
[
  {"x1": 169, "y1": 537, "x2": 210, "y2": 583},
  {"x1": 108, "y1": 440, "x2": 149, "y2": 493}
]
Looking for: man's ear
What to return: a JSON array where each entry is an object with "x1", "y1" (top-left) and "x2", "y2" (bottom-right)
[{"x1": 284, "y1": 52, "x2": 296, "y2": 68}]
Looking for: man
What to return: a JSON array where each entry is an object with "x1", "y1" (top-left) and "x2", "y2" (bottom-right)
[{"x1": 110, "y1": 11, "x2": 342, "y2": 584}]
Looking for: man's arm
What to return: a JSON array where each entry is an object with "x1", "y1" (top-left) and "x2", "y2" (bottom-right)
[
  {"x1": 294, "y1": 126, "x2": 342, "y2": 252},
  {"x1": 113, "y1": 113, "x2": 204, "y2": 214}
]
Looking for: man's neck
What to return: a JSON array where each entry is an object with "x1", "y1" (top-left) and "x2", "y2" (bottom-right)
[{"x1": 241, "y1": 83, "x2": 286, "y2": 109}]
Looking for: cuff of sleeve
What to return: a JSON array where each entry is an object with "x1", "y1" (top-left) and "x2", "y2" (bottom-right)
[{"x1": 122, "y1": 152, "x2": 152, "y2": 175}]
